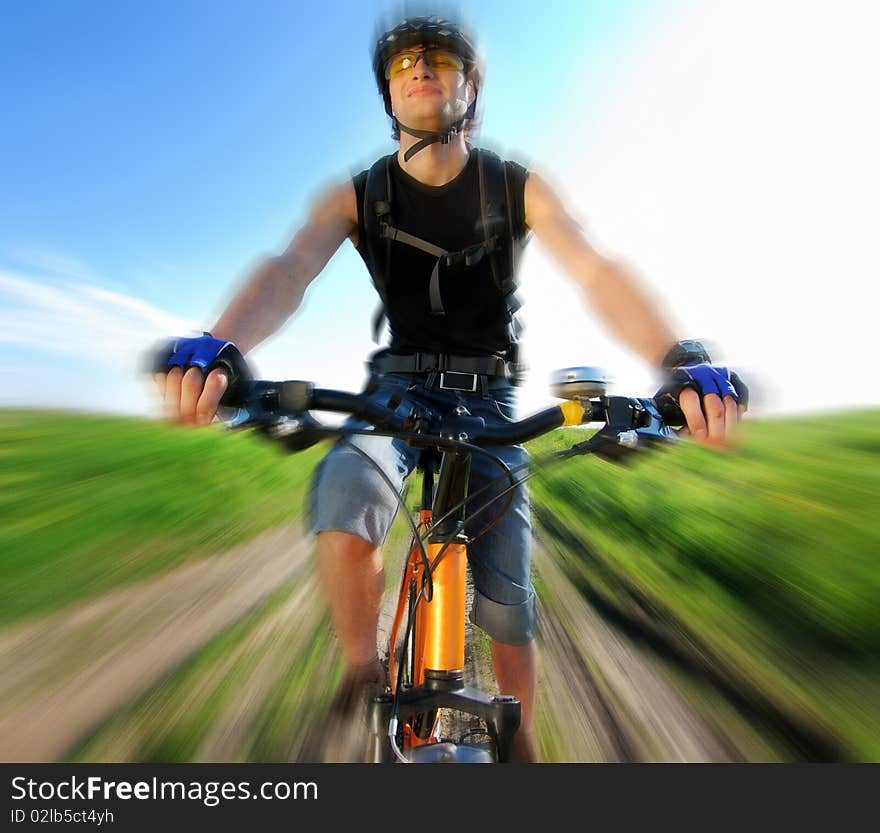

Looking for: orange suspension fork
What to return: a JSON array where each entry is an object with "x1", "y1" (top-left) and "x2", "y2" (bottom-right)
[
  {"x1": 394, "y1": 534, "x2": 466, "y2": 687},
  {"x1": 388, "y1": 449, "x2": 470, "y2": 750},
  {"x1": 419, "y1": 449, "x2": 470, "y2": 681},
  {"x1": 416, "y1": 541, "x2": 466, "y2": 676}
]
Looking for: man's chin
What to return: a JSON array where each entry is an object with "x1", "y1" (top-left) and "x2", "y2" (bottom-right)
[{"x1": 400, "y1": 107, "x2": 455, "y2": 131}]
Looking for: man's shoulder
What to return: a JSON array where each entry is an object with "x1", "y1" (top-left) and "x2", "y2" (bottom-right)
[
  {"x1": 472, "y1": 146, "x2": 529, "y2": 171},
  {"x1": 470, "y1": 148, "x2": 530, "y2": 200},
  {"x1": 352, "y1": 152, "x2": 396, "y2": 181}
]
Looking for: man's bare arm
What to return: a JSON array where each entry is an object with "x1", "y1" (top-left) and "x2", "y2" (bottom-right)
[
  {"x1": 524, "y1": 171, "x2": 743, "y2": 445},
  {"x1": 523, "y1": 171, "x2": 677, "y2": 367},
  {"x1": 157, "y1": 180, "x2": 357, "y2": 425},
  {"x1": 211, "y1": 180, "x2": 358, "y2": 353}
]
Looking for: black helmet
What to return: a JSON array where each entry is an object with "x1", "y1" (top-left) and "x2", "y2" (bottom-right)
[{"x1": 371, "y1": 15, "x2": 481, "y2": 160}]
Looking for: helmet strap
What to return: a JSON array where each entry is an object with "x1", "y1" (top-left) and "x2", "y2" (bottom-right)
[{"x1": 394, "y1": 99, "x2": 477, "y2": 162}]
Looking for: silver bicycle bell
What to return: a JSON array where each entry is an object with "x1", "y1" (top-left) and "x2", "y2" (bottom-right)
[{"x1": 549, "y1": 367, "x2": 610, "y2": 400}]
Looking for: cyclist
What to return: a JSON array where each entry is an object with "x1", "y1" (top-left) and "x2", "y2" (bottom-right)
[{"x1": 153, "y1": 15, "x2": 746, "y2": 762}]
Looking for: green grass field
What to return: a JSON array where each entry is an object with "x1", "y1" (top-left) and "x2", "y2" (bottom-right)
[{"x1": 0, "y1": 409, "x2": 323, "y2": 625}]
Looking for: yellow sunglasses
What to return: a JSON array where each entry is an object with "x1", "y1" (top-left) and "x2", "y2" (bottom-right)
[{"x1": 384, "y1": 48, "x2": 466, "y2": 80}]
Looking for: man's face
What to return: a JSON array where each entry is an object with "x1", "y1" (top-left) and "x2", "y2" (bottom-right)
[{"x1": 386, "y1": 43, "x2": 473, "y2": 129}]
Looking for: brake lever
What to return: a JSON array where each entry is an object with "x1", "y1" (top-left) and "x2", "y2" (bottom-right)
[
  {"x1": 279, "y1": 414, "x2": 332, "y2": 450},
  {"x1": 224, "y1": 380, "x2": 330, "y2": 452},
  {"x1": 227, "y1": 410, "x2": 330, "y2": 451},
  {"x1": 571, "y1": 397, "x2": 677, "y2": 464}
]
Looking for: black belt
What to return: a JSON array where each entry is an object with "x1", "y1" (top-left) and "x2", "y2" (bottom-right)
[{"x1": 369, "y1": 352, "x2": 512, "y2": 393}]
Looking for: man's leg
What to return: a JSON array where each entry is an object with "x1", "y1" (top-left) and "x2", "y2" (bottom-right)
[
  {"x1": 492, "y1": 638, "x2": 540, "y2": 762},
  {"x1": 315, "y1": 530, "x2": 384, "y2": 679},
  {"x1": 464, "y1": 399, "x2": 538, "y2": 763},
  {"x1": 304, "y1": 530, "x2": 384, "y2": 761}
]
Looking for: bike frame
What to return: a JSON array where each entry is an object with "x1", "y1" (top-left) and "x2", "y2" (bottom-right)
[{"x1": 368, "y1": 446, "x2": 522, "y2": 763}]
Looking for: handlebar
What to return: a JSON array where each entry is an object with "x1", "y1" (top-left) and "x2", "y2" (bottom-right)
[{"x1": 225, "y1": 378, "x2": 678, "y2": 461}]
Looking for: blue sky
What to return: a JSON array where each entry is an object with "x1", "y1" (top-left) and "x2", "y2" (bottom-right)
[
  {"x1": 3, "y1": 1, "x2": 879, "y2": 416},
  {"x1": 1, "y1": 0, "x2": 652, "y2": 311}
]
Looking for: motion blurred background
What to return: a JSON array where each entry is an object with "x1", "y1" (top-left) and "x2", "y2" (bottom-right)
[{"x1": 1, "y1": 0, "x2": 878, "y2": 762}]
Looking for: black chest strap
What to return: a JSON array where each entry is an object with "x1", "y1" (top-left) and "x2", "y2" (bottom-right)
[{"x1": 380, "y1": 224, "x2": 448, "y2": 320}]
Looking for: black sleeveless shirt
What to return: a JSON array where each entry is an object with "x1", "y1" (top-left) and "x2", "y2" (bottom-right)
[{"x1": 352, "y1": 149, "x2": 529, "y2": 357}]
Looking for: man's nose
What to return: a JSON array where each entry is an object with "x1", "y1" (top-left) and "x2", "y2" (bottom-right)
[{"x1": 410, "y1": 54, "x2": 436, "y2": 78}]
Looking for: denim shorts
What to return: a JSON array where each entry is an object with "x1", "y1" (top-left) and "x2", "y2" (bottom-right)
[{"x1": 308, "y1": 372, "x2": 535, "y2": 646}]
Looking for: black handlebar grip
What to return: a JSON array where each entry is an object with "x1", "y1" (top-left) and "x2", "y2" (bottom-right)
[
  {"x1": 213, "y1": 345, "x2": 253, "y2": 408},
  {"x1": 654, "y1": 396, "x2": 687, "y2": 428}
]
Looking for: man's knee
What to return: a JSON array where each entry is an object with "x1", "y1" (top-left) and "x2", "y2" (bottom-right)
[{"x1": 316, "y1": 529, "x2": 379, "y2": 558}]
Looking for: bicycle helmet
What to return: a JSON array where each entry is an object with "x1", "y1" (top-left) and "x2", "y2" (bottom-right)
[{"x1": 372, "y1": 15, "x2": 481, "y2": 160}]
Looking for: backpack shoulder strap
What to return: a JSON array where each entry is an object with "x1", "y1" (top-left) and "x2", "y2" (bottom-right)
[
  {"x1": 363, "y1": 154, "x2": 394, "y2": 341},
  {"x1": 475, "y1": 148, "x2": 524, "y2": 322}
]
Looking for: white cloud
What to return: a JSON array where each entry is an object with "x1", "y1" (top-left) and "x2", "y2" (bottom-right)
[
  {"x1": 0, "y1": 268, "x2": 196, "y2": 414},
  {"x1": 7, "y1": 246, "x2": 105, "y2": 285},
  {"x1": 0, "y1": 258, "x2": 374, "y2": 418},
  {"x1": 0, "y1": 270, "x2": 194, "y2": 361}
]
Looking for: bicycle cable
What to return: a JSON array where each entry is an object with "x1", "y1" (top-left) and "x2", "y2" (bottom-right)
[
  {"x1": 305, "y1": 422, "x2": 602, "y2": 599},
  {"x1": 337, "y1": 427, "x2": 606, "y2": 642},
  {"x1": 314, "y1": 424, "x2": 516, "y2": 555},
  {"x1": 412, "y1": 432, "x2": 609, "y2": 582},
  {"x1": 388, "y1": 581, "x2": 428, "y2": 763}
]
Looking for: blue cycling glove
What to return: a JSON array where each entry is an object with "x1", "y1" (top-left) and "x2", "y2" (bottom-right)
[
  {"x1": 654, "y1": 341, "x2": 749, "y2": 427},
  {"x1": 149, "y1": 333, "x2": 252, "y2": 406}
]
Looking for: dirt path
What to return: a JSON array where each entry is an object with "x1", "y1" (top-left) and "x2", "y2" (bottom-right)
[
  {"x1": 2, "y1": 523, "x2": 749, "y2": 763},
  {"x1": 533, "y1": 540, "x2": 736, "y2": 762},
  {"x1": 0, "y1": 522, "x2": 313, "y2": 762}
]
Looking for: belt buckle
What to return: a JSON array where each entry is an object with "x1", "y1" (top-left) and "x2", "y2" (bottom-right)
[{"x1": 439, "y1": 371, "x2": 478, "y2": 392}]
